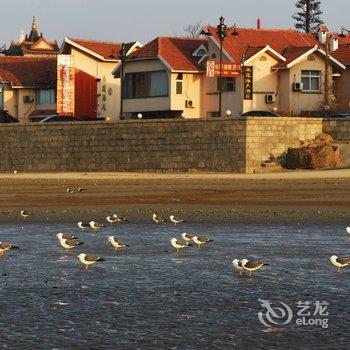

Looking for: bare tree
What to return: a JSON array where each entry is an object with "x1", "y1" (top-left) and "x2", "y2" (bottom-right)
[{"x1": 183, "y1": 22, "x2": 202, "y2": 38}]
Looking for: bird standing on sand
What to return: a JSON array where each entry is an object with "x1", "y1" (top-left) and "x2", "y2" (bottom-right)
[
  {"x1": 0, "y1": 242, "x2": 19, "y2": 256},
  {"x1": 66, "y1": 188, "x2": 74, "y2": 194},
  {"x1": 181, "y1": 232, "x2": 194, "y2": 242},
  {"x1": 152, "y1": 213, "x2": 165, "y2": 224},
  {"x1": 89, "y1": 221, "x2": 104, "y2": 230},
  {"x1": 77, "y1": 253, "x2": 105, "y2": 269},
  {"x1": 56, "y1": 233, "x2": 83, "y2": 252},
  {"x1": 192, "y1": 235, "x2": 214, "y2": 248},
  {"x1": 108, "y1": 236, "x2": 129, "y2": 249},
  {"x1": 77, "y1": 221, "x2": 90, "y2": 229},
  {"x1": 241, "y1": 259, "x2": 269, "y2": 277},
  {"x1": 330, "y1": 255, "x2": 350, "y2": 273},
  {"x1": 170, "y1": 238, "x2": 191, "y2": 253},
  {"x1": 169, "y1": 215, "x2": 184, "y2": 225},
  {"x1": 20, "y1": 210, "x2": 33, "y2": 219},
  {"x1": 232, "y1": 259, "x2": 245, "y2": 275}
]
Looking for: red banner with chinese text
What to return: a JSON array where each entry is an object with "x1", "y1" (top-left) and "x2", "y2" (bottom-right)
[{"x1": 206, "y1": 60, "x2": 241, "y2": 77}]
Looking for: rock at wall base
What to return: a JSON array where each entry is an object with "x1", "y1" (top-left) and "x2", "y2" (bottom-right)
[{"x1": 286, "y1": 144, "x2": 341, "y2": 169}]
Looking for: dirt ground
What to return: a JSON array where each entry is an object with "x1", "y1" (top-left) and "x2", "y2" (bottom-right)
[{"x1": 0, "y1": 169, "x2": 349, "y2": 223}]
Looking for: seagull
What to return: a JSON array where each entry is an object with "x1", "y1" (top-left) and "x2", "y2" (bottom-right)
[
  {"x1": 108, "y1": 236, "x2": 129, "y2": 249},
  {"x1": 330, "y1": 255, "x2": 350, "y2": 273},
  {"x1": 66, "y1": 188, "x2": 74, "y2": 194},
  {"x1": 241, "y1": 259, "x2": 269, "y2": 277},
  {"x1": 232, "y1": 259, "x2": 245, "y2": 275},
  {"x1": 170, "y1": 238, "x2": 191, "y2": 252},
  {"x1": 181, "y1": 232, "x2": 194, "y2": 242},
  {"x1": 56, "y1": 234, "x2": 83, "y2": 252},
  {"x1": 169, "y1": 215, "x2": 184, "y2": 225},
  {"x1": 192, "y1": 235, "x2": 214, "y2": 248},
  {"x1": 77, "y1": 253, "x2": 105, "y2": 269},
  {"x1": 56, "y1": 233, "x2": 78, "y2": 240},
  {"x1": 112, "y1": 214, "x2": 128, "y2": 223},
  {"x1": 77, "y1": 188, "x2": 87, "y2": 192},
  {"x1": 346, "y1": 227, "x2": 350, "y2": 235},
  {"x1": 20, "y1": 210, "x2": 33, "y2": 219},
  {"x1": 0, "y1": 242, "x2": 19, "y2": 256},
  {"x1": 77, "y1": 221, "x2": 90, "y2": 229},
  {"x1": 152, "y1": 213, "x2": 165, "y2": 224},
  {"x1": 106, "y1": 216, "x2": 118, "y2": 224},
  {"x1": 89, "y1": 221, "x2": 104, "y2": 230}
]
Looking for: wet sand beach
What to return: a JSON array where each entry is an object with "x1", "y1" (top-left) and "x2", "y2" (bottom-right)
[{"x1": 0, "y1": 169, "x2": 349, "y2": 222}]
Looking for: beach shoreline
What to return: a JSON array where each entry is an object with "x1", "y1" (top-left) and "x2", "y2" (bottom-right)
[{"x1": 0, "y1": 169, "x2": 349, "y2": 223}]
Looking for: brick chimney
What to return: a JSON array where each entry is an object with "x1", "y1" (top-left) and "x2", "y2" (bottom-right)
[{"x1": 257, "y1": 18, "x2": 261, "y2": 30}]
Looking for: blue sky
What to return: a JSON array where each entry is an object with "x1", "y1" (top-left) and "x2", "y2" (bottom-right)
[{"x1": 1, "y1": 0, "x2": 349, "y2": 47}]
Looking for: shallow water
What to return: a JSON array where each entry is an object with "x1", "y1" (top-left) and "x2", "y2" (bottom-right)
[{"x1": 0, "y1": 220, "x2": 349, "y2": 349}]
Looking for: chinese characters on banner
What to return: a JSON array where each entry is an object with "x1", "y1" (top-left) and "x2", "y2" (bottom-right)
[
  {"x1": 57, "y1": 55, "x2": 75, "y2": 116},
  {"x1": 243, "y1": 66, "x2": 253, "y2": 100},
  {"x1": 206, "y1": 60, "x2": 241, "y2": 77}
]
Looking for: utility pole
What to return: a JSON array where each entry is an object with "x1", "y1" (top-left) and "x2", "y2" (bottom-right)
[{"x1": 119, "y1": 43, "x2": 126, "y2": 119}]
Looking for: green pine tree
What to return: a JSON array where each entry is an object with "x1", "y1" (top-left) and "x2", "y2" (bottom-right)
[{"x1": 292, "y1": 0, "x2": 323, "y2": 33}]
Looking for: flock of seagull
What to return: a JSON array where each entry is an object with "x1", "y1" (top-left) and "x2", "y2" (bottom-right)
[{"x1": 0, "y1": 210, "x2": 349, "y2": 275}]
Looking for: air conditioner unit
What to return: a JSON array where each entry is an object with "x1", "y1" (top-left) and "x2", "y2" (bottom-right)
[
  {"x1": 185, "y1": 100, "x2": 195, "y2": 108},
  {"x1": 293, "y1": 82, "x2": 303, "y2": 91},
  {"x1": 265, "y1": 94, "x2": 276, "y2": 103},
  {"x1": 23, "y1": 95, "x2": 34, "y2": 103}
]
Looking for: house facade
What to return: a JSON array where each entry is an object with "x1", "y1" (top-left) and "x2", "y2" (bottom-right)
[
  {"x1": 0, "y1": 57, "x2": 57, "y2": 121},
  {"x1": 58, "y1": 38, "x2": 141, "y2": 120},
  {"x1": 119, "y1": 37, "x2": 207, "y2": 119}
]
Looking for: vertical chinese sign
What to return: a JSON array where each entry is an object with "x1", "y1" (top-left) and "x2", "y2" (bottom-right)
[
  {"x1": 243, "y1": 66, "x2": 253, "y2": 100},
  {"x1": 57, "y1": 55, "x2": 75, "y2": 116}
]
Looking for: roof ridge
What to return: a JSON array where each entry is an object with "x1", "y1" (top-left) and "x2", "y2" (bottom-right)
[{"x1": 68, "y1": 37, "x2": 122, "y2": 46}]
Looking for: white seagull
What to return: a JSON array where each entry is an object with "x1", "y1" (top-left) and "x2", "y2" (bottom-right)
[
  {"x1": 169, "y1": 215, "x2": 184, "y2": 225},
  {"x1": 232, "y1": 259, "x2": 245, "y2": 275},
  {"x1": 112, "y1": 214, "x2": 128, "y2": 223},
  {"x1": 152, "y1": 213, "x2": 165, "y2": 224},
  {"x1": 241, "y1": 259, "x2": 269, "y2": 277},
  {"x1": 66, "y1": 188, "x2": 74, "y2": 194},
  {"x1": 106, "y1": 216, "x2": 118, "y2": 224},
  {"x1": 330, "y1": 255, "x2": 350, "y2": 273},
  {"x1": 20, "y1": 210, "x2": 33, "y2": 219},
  {"x1": 56, "y1": 233, "x2": 83, "y2": 252},
  {"x1": 170, "y1": 238, "x2": 191, "y2": 253},
  {"x1": 77, "y1": 221, "x2": 90, "y2": 229},
  {"x1": 108, "y1": 236, "x2": 129, "y2": 249},
  {"x1": 346, "y1": 227, "x2": 350, "y2": 235},
  {"x1": 181, "y1": 232, "x2": 194, "y2": 242},
  {"x1": 192, "y1": 235, "x2": 214, "y2": 248},
  {"x1": 89, "y1": 221, "x2": 104, "y2": 230},
  {"x1": 56, "y1": 233, "x2": 78, "y2": 240},
  {"x1": 77, "y1": 253, "x2": 105, "y2": 269}
]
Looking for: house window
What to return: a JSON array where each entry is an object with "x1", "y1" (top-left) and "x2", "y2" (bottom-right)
[
  {"x1": 218, "y1": 77, "x2": 236, "y2": 92},
  {"x1": 124, "y1": 70, "x2": 168, "y2": 98},
  {"x1": 176, "y1": 73, "x2": 183, "y2": 94},
  {"x1": 37, "y1": 89, "x2": 56, "y2": 105},
  {"x1": 301, "y1": 70, "x2": 321, "y2": 92}
]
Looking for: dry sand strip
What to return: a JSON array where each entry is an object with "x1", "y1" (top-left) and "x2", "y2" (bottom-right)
[{"x1": 0, "y1": 169, "x2": 349, "y2": 222}]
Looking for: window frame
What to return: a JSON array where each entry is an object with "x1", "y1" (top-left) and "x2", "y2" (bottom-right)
[
  {"x1": 36, "y1": 89, "x2": 56, "y2": 105},
  {"x1": 218, "y1": 77, "x2": 236, "y2": 92},
  {"x1": 301, "y1": 70, "x2": 321, "y2": 92},
  {"x1": 123, "y1": 70, "x2": 169, "y2": 99}
]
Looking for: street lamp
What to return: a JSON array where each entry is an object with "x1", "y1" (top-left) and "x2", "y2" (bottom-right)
[
  {"x1": 119, "y1": 43, "x2": 127, "y2": 119},
  {"x1": 217, "y1": 16, "x2": 227, "y2": 118},
  {"x1": 339, "y1": 26, "x2": 350, "y2": 38}
]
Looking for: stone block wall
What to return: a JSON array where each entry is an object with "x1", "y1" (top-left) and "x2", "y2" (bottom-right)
[
  {"x1": 0, "y1": 118, "x2": 246, "y2": 173},
  {"x1": 323, "y1": 118, "x2": 350, "y2": 141},
  {"x1": 244, "y1": 117, "x2": 324, "y2": 173}
]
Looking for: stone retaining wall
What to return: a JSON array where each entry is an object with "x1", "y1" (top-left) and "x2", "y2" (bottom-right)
[{"x1": 0, "y1": 117, "x2": 348, "y2": 173}]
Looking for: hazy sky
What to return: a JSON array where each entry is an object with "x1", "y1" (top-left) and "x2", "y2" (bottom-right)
[{"x1": 1, "y1": 0, "x2": 349, "y2": 47}]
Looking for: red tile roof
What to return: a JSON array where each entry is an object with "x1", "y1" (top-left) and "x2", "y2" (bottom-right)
[
  {"x1": 0, "y1": 56, "x2": 57, "y2": 87},
  {"x1": 332, "y1": 45, "x2": 350, "y2": 66},
  {"x1": 67, "y1": 38, "x2": 125, "y2": 60},
  {"x1": 273, "y1": 46, "x2": 315, "y2": 69},
  {"x1": 208, "y1": 27, "x2": 318, "y2": 62},
  {"x1": 338, "y1": 34, "x2": 350, "y2": 45},
  {"x1": 130, "y1": 37, "x2": 208, "y2": 71}
]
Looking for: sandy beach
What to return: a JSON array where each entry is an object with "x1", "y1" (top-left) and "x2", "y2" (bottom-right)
[{"x1": 0, "y1": 169, "x2": 349, "y2": 222}]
